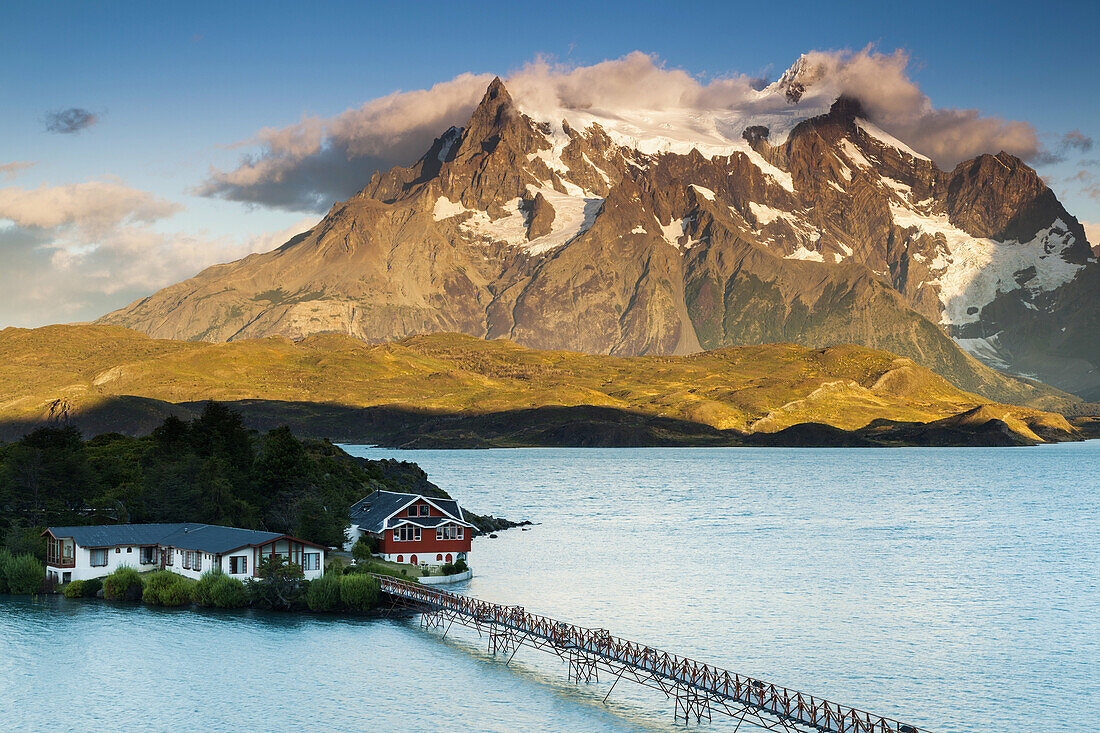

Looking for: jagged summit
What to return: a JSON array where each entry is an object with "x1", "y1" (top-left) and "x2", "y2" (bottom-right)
[
  {"x1": 98, "y1": 76, "x2": 1100, "y2": 403},
  {"x1": 770, "y1": 54, "x2": 828, "y2": 103}
]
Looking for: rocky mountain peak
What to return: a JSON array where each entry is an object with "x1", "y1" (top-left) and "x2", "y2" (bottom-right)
[
  {"x1": 97, "y1": 74, "x2": 1100, "y2": 403},
  {"x1": 439, "y1": 78, "x2": 551, "y2": 213},
  {"x1": 827, "y1": 95, "x2": 866, "y2": 124},
  {"x1": 772, "y1": 54, "x2": 827, "y2": 103}
]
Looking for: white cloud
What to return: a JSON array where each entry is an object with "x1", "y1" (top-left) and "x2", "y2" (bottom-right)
[
  {"x1": 197, "y1": 72, "x2": 496, "y2": 211},
  {"x1": 0, "y1": 181, "x2": 182, "y2": 235},
  {"x1": 0, "y1": 179, "x2": 315, "y2": 327},
  {"x1": 198, "y1": 49, "x2": 1052, "y2": 212}
]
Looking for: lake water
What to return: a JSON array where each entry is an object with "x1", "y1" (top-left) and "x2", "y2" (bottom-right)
[{"x1": 2, "y1": 443, "x2": 1098, "y2": 732}]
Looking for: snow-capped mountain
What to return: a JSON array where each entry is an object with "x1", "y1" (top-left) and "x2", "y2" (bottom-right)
[{"x1": 100, "y1": 72, "x2": 1099, "y2": 403}]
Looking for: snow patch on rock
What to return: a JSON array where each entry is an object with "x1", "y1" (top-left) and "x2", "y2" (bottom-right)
[
  {"x1": 441, "y1": 187, "x2": 603, "y2": 256},
  {"x1": 742, "y1": 147, "x2": 795, "y2": 192},
  {"x1": 659, "y1": 217, "x2": 687, "y2": 249},
  {"x1": 955, "y1": 333, "x2": 1012, "y2": 371},
  {"x1": 890, "y1": 205, "x2": 1084, "y2": 324},
  {"x1": 691, "y1": 184, "x2": 716, "y2": 201},
  {"x1": 432, "y1": 196, "x2": 473, "y2": 221},
  {"x1": 857, "y1": 119, "x2": 930, "y2": 162},
  {"x1": 749, "y1": 202, "x2": 785, "y2": 225},
  {"x1": 785, "y1": 246, "x2": 825, "y2": 262},
  {"x1": 838, "y1": 139, "x2": 873, "y2": 169}
]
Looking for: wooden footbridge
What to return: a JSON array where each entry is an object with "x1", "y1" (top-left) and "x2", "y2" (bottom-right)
[{"x1": 373, "y1": 574, "x2": 930, "y2": 732}]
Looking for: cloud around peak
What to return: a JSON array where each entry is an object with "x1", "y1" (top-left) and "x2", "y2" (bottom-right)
[
  {"x1": 196, "y1": 73, "x2": 496, "y2": 211},
  {"x1": 197, "y1": 49, "x2": 1060, "y2": 212}
]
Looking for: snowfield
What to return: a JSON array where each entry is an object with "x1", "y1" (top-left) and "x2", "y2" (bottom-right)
[
  {"x1": 433, "y1": 187, "x2": 603, "y2": 256},
  {"x1": 889, "y1": 203, "x2": 1084, "y2": 325}
]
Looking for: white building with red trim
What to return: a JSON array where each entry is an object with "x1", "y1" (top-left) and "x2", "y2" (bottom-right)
[
  {"x1": 346, "y1": 490, "x2": 473, "y2": 566},
  {"x1": 43, "y1": 523, "x2": 326, "y2": 584}
]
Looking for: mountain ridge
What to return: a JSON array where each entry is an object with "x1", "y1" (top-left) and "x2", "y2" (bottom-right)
[{"x1": 99, "y1": 72, "x2": 1099, "y2": 402}]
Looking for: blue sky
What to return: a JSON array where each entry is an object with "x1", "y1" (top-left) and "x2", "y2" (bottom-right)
[{"x1": 0, "y1": 0, "x2": 1097, "y2": 326}]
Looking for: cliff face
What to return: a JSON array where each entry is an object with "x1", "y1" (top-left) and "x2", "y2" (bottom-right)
[{"x1": 100, "y1": 78, "x2": 1097, "y2": 404}]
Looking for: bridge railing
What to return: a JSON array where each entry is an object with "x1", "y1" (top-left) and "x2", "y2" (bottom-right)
[{"x1": 372, "y1": 574, "x2": 927, "y2": 733}]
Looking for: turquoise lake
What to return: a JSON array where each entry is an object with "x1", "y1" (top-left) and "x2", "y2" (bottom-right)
[{"x1": 2, "y1": 443, "x2": 1097, "y2": 732}]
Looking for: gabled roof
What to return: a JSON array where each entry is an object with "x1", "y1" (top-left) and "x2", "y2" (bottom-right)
[
  {"x1": 384, "y1": 516, "x2": 473, "y2": 530},
  {"x1": 45, "y1": 523, "x2": 325, "y2": 554},
  {"x1": 349, "y1": 490, "x2": 467, "y2": 533}
]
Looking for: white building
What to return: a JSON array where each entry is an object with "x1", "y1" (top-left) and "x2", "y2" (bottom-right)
[{"x1": 44, "y1": 523, "x2": 327, "y2": 584}]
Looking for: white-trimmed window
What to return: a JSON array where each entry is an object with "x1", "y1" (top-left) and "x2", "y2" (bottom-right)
[
  {"x1": 302, "y1": 553, "x2": 320, "y2": 571},
  {"x1": 419, "y1": 504, "x2": 430, "y2": 516},
  {"x1": 90, "y1": 549, "x2": 108, "y2": 567},
  {"x1": 437, "y1": 525, "x2": 464, "y2": 541},
  {"x1": 228, "y1": 556, "x2": 247, "y2": 574},
  {"x1": 393, "y1": 526, "x2": 420, "y2": 542},
  {"x1": 140, "y1": 547, "x2": 155, "y2": 564}
]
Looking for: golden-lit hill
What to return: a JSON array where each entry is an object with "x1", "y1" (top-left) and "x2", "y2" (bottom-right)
[{"x1": 0, "y1": 324, "x2": 1077, "y2": 446}]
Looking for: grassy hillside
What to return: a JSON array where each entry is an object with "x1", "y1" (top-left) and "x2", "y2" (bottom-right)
[{"x1": 0, "y1": 324, "x2": 1076, "y2": 446}]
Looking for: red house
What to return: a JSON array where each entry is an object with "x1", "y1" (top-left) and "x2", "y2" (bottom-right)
[{"x1": 346, "y1": 490, "x2": 473, "y2": 566}]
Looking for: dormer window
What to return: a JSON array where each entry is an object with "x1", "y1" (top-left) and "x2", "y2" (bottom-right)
[
  {"x1": 419, "y1": 504, "x2": 430, "y2": 516},
  {"x1": 409, "y1": 506, "x2": 418, "y2": 517}
]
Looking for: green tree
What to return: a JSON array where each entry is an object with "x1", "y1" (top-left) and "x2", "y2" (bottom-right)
[
  {"x1": 0, "y1": 426, "x2": 97, "y2": 524},
  {"x1": 190, "y1": 402, "x2": 254, "y2": 472},
  {"x1": 247, "y1": 556, "x2": 305, "y2": 610}
]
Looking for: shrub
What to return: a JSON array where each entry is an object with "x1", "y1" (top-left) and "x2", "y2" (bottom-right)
[
  {"x1": 63, "y1": 580, "x2": 86, "y2": 598},
  {"x1": 351, "y1": 538, "x2": 374, "y2": 563},
  {"x1": 339, "y1": 573, "x2": 380, "y2": 612},
  {"x1": 5, "y1": 553, "x2": 44, "y2": 594},
  {"x1": 306, "y1": 571, "x2": 342, "y2": 612},
  {"x1": 160, "y1": 578, "x2": 194, "y2": 606},
  {"x1": 142, "y1": 570, "x2": 194, "y2": 607},
  {"x1": 209, "y1": 574, "x2": 248, "y2": 609},
  {"x1": 247, "y1": 556, "x2": 304, "y2": 610},
  {"x1": 0, "y1": 548, "x2": 12, "y2": 593},
  {"x1": 439, "y1": 559, "x2": 467, "y2": 575},
  {"x1": 81, "y1": 578, "x2": 102, "y2": 598},
  {"x1": 103, "y1": 566, "x2": 144, "y2": 601},
  {"x1": 191, "y1": 569, "x2": 225, "y2": 607}
]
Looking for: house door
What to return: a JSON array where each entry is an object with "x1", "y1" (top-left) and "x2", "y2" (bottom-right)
[{"x1": 159, "y1": 549, "x2": 166, "y2": 569}]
